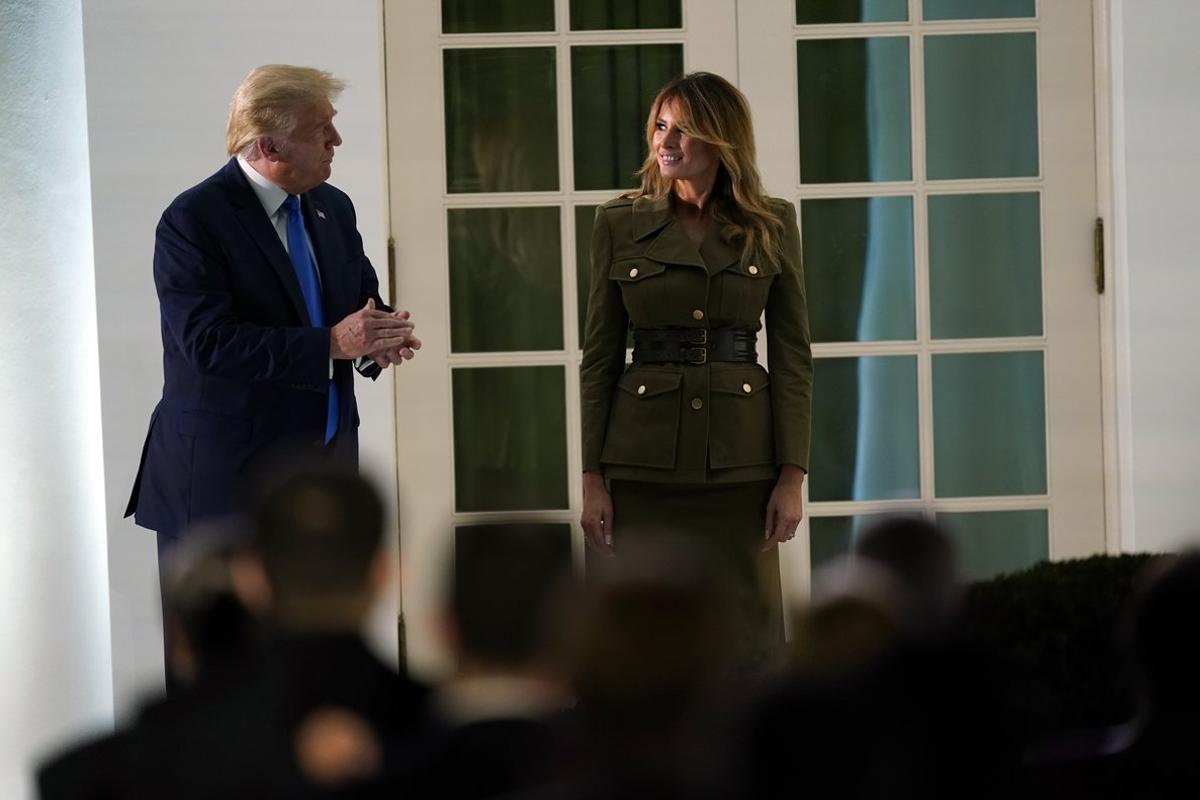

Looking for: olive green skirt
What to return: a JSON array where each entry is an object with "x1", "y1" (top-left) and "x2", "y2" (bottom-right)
[{"x1": 607, "y1": 479, "x2": 784, "y2": 661}]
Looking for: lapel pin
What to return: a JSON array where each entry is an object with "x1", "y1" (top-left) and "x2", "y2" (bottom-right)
[{"x1": 316, "y1": 209, "x2": 326, "y2": 220}]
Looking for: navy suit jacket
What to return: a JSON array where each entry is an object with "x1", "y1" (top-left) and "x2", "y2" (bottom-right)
[{"x1": 126, "y1": 158, "x2": 386, "y2": 538}]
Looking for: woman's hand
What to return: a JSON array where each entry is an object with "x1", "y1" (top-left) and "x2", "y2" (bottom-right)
[
  {"x1": 580, "y1": 471, "x2": 615, "y2": 554},
  {"x1": 763, "y1": 465, "x2": 806, "y2": 551}
]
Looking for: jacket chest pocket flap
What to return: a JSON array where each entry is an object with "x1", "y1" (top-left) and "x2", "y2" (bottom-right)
[
  {"x1": 719, "y1": 259, "x2": 781, "y2": 323},
  {"x1": 610, "y1": 260, "x2": 667, "y2": 321},
  {"x1": 600, "y1": 369, "x2": 682, "y2": 469}
]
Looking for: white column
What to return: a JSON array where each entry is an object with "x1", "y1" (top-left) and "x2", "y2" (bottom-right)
[
  {"x1": 0, "y1": 1, "x2": 115, "y2": 797},
  {"x1": 1115, "y1": 0, "x2": 1200, "y2": 552}
]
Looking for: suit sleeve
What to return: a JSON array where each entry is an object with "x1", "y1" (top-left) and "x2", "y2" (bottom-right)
[
  {"x1": 764, "y1": 200, "x2": 814, "y2": 471},
  {"x1": 154, "y1": 203, "x2": 330, "y2": 387},
  {"x1": 579, "y1": 206, "x2": 629, "y2": 472}
]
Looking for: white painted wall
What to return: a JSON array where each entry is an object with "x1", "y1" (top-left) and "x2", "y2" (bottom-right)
[
  {"x1": 1110, "y1": 0, "x2": 1200, "y2": 553},
  {"x1": 80, "y1": 0, "x2": 398, "y2": 715},
  {"x1": 0, "y1": 1, "x2": 114, "y2": 797}
]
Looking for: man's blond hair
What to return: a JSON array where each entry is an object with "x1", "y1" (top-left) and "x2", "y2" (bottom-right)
[{"x1": 226, "y1": 65, "x2": 346, "y2": 157}]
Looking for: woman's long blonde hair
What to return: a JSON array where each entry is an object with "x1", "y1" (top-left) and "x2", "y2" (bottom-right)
[{"x1": 630, "y1": 72, "x2": 785, "y2": 267}]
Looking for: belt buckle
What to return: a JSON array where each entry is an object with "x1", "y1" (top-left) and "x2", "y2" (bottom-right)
[
  {"x1": 683, "y1": 328, "x2": 708, "y2": 346},
  {"x1": 683, "y1": 347, "x2": 707, "y2": 366}
]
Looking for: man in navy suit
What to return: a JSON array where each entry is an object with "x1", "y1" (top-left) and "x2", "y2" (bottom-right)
[{"x1": 126, "y1": 65, "x2": 418, "y2": 559}]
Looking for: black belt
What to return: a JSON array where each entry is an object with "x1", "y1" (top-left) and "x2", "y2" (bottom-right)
[{"x1": 632, "y1": 327, "x2": 757, "y2": 366}]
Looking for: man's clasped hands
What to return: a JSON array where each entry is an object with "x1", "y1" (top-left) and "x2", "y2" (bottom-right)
[{"x1": 330, "y1": 298, "x2": 421, "y2": 369}]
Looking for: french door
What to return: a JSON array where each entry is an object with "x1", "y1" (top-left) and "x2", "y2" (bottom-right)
[
  {"x1": 385, "y1": 0, "x2": 1104, "y2": 675},
  {"x1": 737, "y1": 0, "x2": 1104, "y2": 609}
]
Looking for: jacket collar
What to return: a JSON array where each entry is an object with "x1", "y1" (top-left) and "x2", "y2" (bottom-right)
[
  {"x1": 632, "y1": 194, "x2": 743, "y2": 275},
  {"x1": 220, "y1": 158, "x2": 344, "y2": 325},
  {"x1": 235, "y1": 155, "x2": 288, "y2": 217}
]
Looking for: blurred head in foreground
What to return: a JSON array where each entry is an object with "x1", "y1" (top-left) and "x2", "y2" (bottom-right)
[
  {"x1": 789, "y1": 515, "x2": 960, "y2": 676},
  {"x1": 572, "y1": 537, "x2": 738, "y2": 737},
  {"x1": 161, "y1": 518, "x2": 257, "y2": 685},
  {"x1": 251, "y1": 466, "x2": 389, "y2": 633},
  {"x1": 1125, "y1": 551, "x2": 1200, "y2": 721},
  {"x1": 854, "y1": 514, "x2": 962, "y2": 634},
  {"x1": 445, "y1": 523, "x2": 575, "y2": 679}
]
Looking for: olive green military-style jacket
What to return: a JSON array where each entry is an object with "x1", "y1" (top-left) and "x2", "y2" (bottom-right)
[{"x1": 580, "y1": 193, "x2": 813, "y2": 484}]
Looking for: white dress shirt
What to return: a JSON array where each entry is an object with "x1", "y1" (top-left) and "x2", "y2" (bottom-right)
[
  {"x1": 237, "y1": 156, "x2": 334, "y2": 378},
  {"x1": 236, "y1": 156, "x2": 320, "y2": 280}
]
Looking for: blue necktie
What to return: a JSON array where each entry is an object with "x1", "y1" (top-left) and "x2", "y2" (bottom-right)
[{"x1": 283, "y1": 195, "x2": 339, "y2": 444}]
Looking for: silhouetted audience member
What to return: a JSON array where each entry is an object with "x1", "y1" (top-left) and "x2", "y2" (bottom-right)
[
  {"x1": 734, "y1": 516, "x2": 1020, "y2": 800},
  {"x1": 854, "y1": 514, "x2": 962, "y2": 635},
  {"x1": 567, "y1": 538, "x2": 741, "y2": 800},
  {"x1": 787, "y1": 590, "x2": 900, "y2": 680},
  {"x1": 1022, "y1": 553, "x2": 1200, "y2": 799},
  {"x1": 159, "y1": 520, "x2": 260, "y2": 686},
  {"x1": 412, "y1": 524, "x2": 577, "y2": 799},
  {"x1": 1101, "y1": 551, "x2": 1200, "y2": 796},
  {"x1": 48, "y1": 494, "x2": 1200, "y2": 800},
  {"x1": 52, "y1": 468, "x2": 430, "y2": 800},
  {"x1": 223, "y1": 466, "x2": 431, "y2": 797},
  {"x1": 37, "y1": 520, "x2": 258, "y2": 800}
]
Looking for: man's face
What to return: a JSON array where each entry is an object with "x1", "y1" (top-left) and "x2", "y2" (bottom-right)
[{"x1": 270, "y1": 98, "x2": 342, "y2": 194}]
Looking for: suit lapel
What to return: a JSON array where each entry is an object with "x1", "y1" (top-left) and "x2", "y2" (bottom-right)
[
  {"x1": 222, "y1": 159, "x2": 312, "y2": 325},
  {"x1": 698, "y1": 224, "x2": 743, "y2": 275}
]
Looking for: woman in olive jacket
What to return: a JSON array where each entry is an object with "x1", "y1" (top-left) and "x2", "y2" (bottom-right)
[{"x1": 579, "y1": 72, "x2": 813, "y2": 656}]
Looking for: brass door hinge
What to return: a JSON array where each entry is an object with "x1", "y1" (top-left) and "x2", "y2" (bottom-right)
[
  {"x1": 1094, "y1": 217, "x2": 1106, "y2": 295},
  {"x1": 397, "y1": 611, "x2": 407, "y2": 669},
  {"x1": 387, "y1": 236, "x2": 397, "y2": 306}
]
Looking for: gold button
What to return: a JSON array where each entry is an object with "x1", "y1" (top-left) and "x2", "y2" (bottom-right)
[
  {"x1": 691, "y1": 397, "x2": 703, "y2": 410},
  {"x1": 748, "y1": 265, "x2": 759, "y2": 276},
  {"x1": 628, "y1": 267, "x2": 639, "y2": 278},
  {"x1": 692, "y1": 309, "x2": 704, "y2": 321},
  {"x1": 742, "y1": 383, "x2": 753, "y2": 394},
  {"x1": 637, "y1": 384, "x2": 647, "y2": 396}
]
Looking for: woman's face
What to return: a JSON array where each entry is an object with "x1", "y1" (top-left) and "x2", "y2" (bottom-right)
[{"x1": 652, "y1": 99, "x2": 719, "y2": 185}]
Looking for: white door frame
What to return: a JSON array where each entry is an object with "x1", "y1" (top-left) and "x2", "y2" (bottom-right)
[
  {"x1": 1093, "y1": 0, "x2": 1136, "y2": 554},
  {"x1": 738, "y1": 0, "x2": 1108, "y2": 605}
]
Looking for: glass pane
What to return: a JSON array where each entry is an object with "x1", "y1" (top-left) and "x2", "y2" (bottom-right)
[
  {"x1": 442, "y1": 0, "x2": 555, "y2": 33},
  {"x1": 574, "y1": 204, "x2": 598, "y2": 346},
  {"x1": 453, "y1": 366, "x2": 569, "y2": 512},
  {"x1": 933, "y1": 351, "x2": 1046, "y2": 498},
  {"x1": 810, "y1": 517, "x2": 853, "y2": 572},
  {"x1": 571, "y1": 44, "x2": 684, "y2": 191},
  {"x1": 929, "y1": 192, "x2": 1042, "y2": 339},
  {"x1": 571, "y1": 0, "x2": 681, "y2": 30},
  {"x1": 925, "y1": 34, "x2": 1038, "y2": 180},
  {"x1": 810, "y1": 356, "x2": 920, "y2": 502},
  {"x1": 449, "y1": 207, "x2": 563, "y2": 353},
  {"x1": 797, "y1": 37, "x2": 912, "y2": 183},
  {"x1": 444, "y1": 47, "x2": 559, "y2": 193},
  {"x1": 809, "y1": 514, "x2": 893, "y2": 573},
  {"x1": 802, "y1": 196, "x2": 915, "y2": 342},
  {"x1": 796, "y1": 0, "x2": 908, "y2": 24},
  {"x1": 923, "y1": 0, "x2": 1035, "y2": 21},
  {"x1": 938, "y1": 510, "x2": 1049, "y2": 581}
]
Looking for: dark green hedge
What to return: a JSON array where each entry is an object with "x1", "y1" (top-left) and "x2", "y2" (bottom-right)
[{"x1": 958, "y1": 553, "x2": 1163, "y2": 740}]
